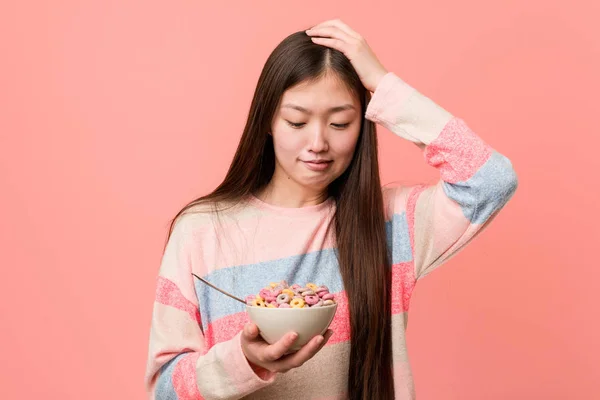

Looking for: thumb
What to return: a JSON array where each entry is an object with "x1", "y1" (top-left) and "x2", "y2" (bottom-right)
[{"x1": 243, "y1": 323, "x2": 259, "y2": 339}]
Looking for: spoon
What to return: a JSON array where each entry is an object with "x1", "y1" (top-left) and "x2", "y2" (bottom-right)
[{"x1": 191, "y1": 272, "x2": 246, "y2": 305}]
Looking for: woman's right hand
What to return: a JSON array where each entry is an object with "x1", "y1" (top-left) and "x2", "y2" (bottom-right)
[{"x1": 241, "y1": 322, "x2": 333, "y2": 374}]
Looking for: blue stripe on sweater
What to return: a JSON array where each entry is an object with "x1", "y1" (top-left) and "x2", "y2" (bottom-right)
[
  {"x1": 155, "y1": 353, "x2": 187, "y2": 400},
  {"x1": 386, "y1": 211, "x2": 413, "y2": 264},
  {"x1": 443, "y1": 151, "x2": 518, "y2": 225}
]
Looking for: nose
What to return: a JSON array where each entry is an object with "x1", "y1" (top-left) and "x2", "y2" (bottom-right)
[{"x1": 308, "y1": 125, "x2": 329, "y2": 153}]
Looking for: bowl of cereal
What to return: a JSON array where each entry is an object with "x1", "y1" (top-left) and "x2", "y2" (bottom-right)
[{"x1": 245, "y1": 281, "x2": 338, "y2": 351}]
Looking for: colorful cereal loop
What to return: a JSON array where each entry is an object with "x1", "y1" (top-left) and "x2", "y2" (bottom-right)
[{"x1": 290, "y1": 298, "x2": 305, "y2": 308}]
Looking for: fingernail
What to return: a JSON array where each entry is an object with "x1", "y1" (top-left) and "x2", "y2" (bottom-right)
[
  {"x1": 290, "y1": 332, "x2": 298, "y2": 340},
  {"x1": 316, "y1": 336, "x2": 324, "y2": 345}
]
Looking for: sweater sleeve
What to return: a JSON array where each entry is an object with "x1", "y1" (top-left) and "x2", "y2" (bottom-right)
[
  {"x1": 144, "y1": 214, "x2": 276, "y2": 399},
  {"x1": 366, "y1": 72, "x2": 518, "y2": 279}
]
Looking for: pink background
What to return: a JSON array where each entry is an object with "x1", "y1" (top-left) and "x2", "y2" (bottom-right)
[{"x1": 1, "y1": 1, "x2": 598, "y2": 398}]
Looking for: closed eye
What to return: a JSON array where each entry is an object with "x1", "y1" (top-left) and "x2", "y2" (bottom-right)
[
  {"x1": 331, "y1": 123, "x2": 350, "y2": 129},
  {"x1": 286, "y1": 121, "x2": 351, "y2": 129},
  {"x1": 286, "y1": 121, "x2": 306, "y2": 128}
]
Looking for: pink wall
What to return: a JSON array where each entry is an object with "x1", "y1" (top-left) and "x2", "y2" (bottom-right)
[{"x1": 1, "y1": 1, "x2": 598, "y2": 398}]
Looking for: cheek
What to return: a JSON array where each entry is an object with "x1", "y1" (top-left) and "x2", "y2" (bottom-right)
[
  {"x1": 333, "y1": 131, "x2": 360, "y2": 159},
  {"x1": 272, "y1": 130, "x2": 304, "y2": 161}
]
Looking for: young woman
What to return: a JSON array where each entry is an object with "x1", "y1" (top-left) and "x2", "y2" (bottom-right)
[{"x1": 144, "y1": 19, "x2": 518, "y2": 400}]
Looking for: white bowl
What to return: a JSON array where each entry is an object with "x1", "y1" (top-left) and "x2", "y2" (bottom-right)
[{"x1": 246, "y1": 303, "x2": 338, "y2": 351}]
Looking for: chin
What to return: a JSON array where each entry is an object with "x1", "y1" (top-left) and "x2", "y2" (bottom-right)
[{"x1": 302, "y1": 177, "x2": 334, "y2": 191}]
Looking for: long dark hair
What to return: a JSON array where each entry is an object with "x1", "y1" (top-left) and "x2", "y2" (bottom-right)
[{"x1": 167, "y1": 31, "x2": 394, "y2": 399}]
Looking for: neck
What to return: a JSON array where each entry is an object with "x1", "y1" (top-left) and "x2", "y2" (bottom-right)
[{"x1": 255, "y1": 180, "x2": 328, "y2": 208}]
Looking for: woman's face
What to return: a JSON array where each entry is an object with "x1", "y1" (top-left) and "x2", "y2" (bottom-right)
[{"x1": 270, "y1": 73, "x2": 362, "y2": 197}]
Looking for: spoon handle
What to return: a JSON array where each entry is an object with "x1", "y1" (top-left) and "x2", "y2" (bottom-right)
[{"x1": 191, "y1": 272, "x2": 246, "y2": 305}]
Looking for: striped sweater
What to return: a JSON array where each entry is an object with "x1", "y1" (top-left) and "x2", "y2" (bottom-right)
[{"x1": 144, "y1": 72, "x2": 519, "y2": 399}]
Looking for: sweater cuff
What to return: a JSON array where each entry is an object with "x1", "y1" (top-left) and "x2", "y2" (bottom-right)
[
  {"x1": 365, "y1": 72, "x2": 454, "y2": 145},
  {"x1": 227, "y1": 331, "x2": 276, "y2": 391},
  {"x1": 366, "y1": 71, "x2": 415, "y2": 122}
]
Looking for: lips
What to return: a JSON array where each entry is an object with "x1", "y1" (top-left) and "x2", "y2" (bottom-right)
[{"x1": 302, "y1": 160, "x2": 333, "y2": 171}]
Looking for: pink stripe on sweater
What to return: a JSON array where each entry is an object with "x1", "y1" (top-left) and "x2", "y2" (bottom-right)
[
  {"x1": 204, "y1": 312, "x2": 249, "y2": 350},
  {"x1": 156, "y1": 276, "x2": 201, "y2": 325},
  {"x1": 326, "y1": 291, "x2": 350, "y2": 345},
  {"x1": 172, "y1": 352, "x2": 203, "y2": 399},
  {"x1": 391, "y1": 262, "x2": 416, "y2": 313},
  {"x1": 424, "y1": 117, "x2": 492, "y2": 183}
]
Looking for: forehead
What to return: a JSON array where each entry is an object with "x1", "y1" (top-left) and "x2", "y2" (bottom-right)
[{"x1": 279, "y1": 74, "x2": 359, "y2": 111}]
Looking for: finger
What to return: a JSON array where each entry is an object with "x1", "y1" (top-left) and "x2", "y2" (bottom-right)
[
  {"x1": 306, "y1": 26, "x2": 355, "y2": 44},
  {"x1": 242, "y1": 323, "x2": 259, "y2": 340},
  {"x1": 332, "y1": 19, "x2": 361, "y2": 39},
  {"x1": 313, "y1": 329, "x2": 333, "y2": 354},
  {"x1": 309, "y1": 37, "x2": 347, "y2": 54},
  {"x1": 276, "y1": 333, "x2": 328, "y2": 371},
  {"x1": 312, "y1": 20, "x2": 359, "y2": 39},
  {"x1": 309, "y1": 19, "x2": 360, "y2": 39},
  {"x1": 320, "y1": 329, "x2": 334, "y2": 348},
  {"x1": 263, "y1": 331, "x2": 298, "y2": 362}
]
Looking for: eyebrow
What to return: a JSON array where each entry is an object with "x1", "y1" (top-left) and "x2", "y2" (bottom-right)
[{"x1": 281, "y1": 103, "x2": 356, "y2": 114}]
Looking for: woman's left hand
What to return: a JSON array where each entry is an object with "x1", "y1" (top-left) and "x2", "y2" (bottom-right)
[{"x1": 305, "y1": 19, "x2": 388, "y2": 93}]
